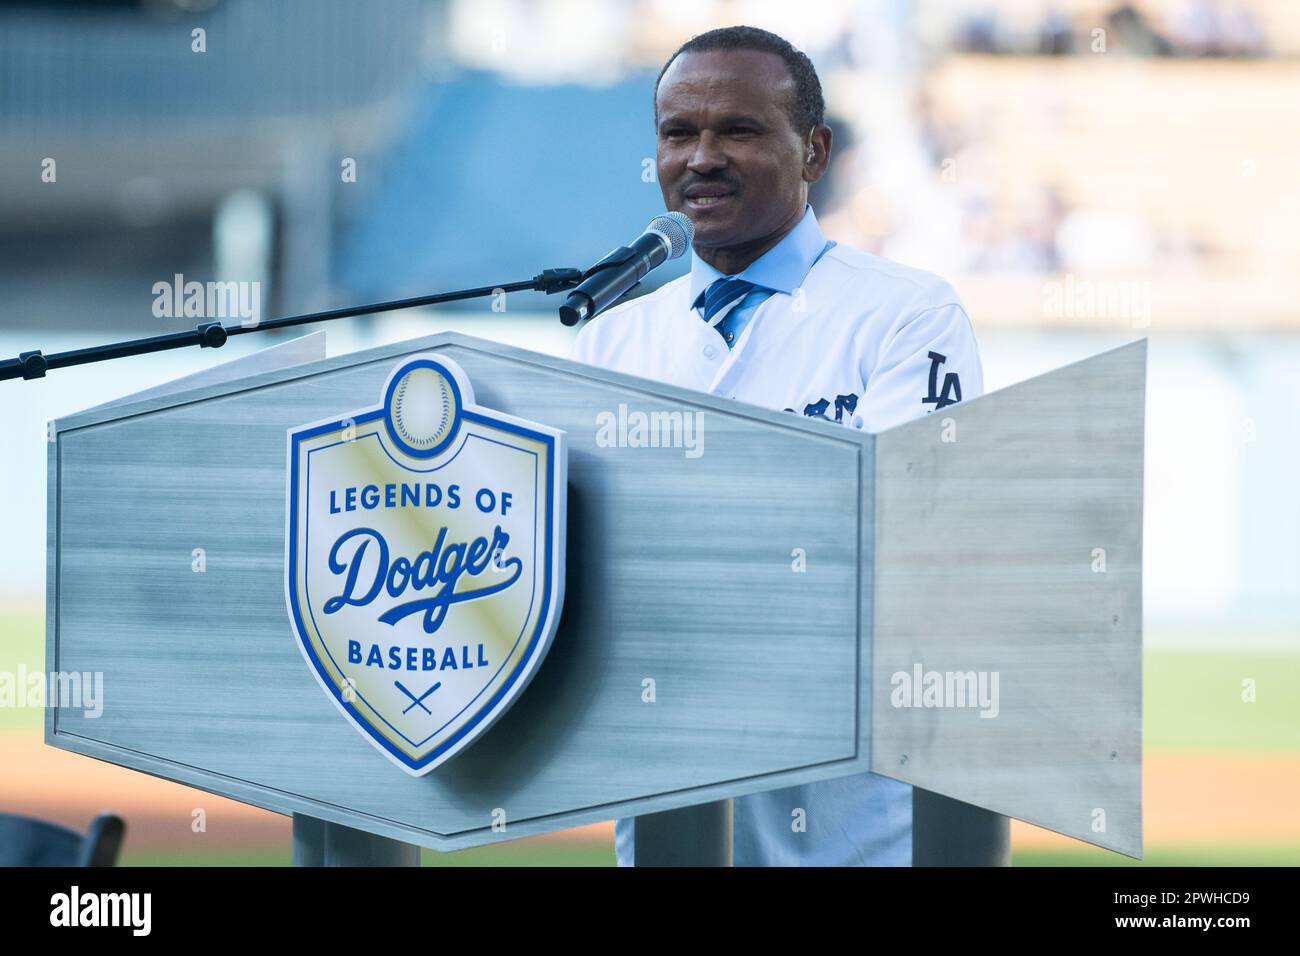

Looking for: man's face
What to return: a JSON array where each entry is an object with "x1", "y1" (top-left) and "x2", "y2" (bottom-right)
[{"x1": 655, "y1": 49, "x2": 823, "y2": 253}]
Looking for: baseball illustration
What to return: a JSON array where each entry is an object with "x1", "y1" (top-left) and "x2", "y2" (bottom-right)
[{"x1": 390, "y1": 365, "x2": 455, "y2": 451}]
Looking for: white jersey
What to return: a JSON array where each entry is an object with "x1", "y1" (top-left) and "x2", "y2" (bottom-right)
[
  {"x1": 570, "y1": 219, "x2": 984, "y2": 866},
  {"x1": 572, "y1": 240, "x2": 982, "y2": 435}
]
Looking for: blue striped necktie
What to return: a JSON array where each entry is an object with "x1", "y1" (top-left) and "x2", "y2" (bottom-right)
[{"x1": 697, "y1": 277, "x2": 756, "y2": 328}]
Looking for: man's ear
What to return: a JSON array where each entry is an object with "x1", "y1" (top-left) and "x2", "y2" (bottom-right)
[{"x1": 803, "y1": 124, "x2": 833, "y2": 184}]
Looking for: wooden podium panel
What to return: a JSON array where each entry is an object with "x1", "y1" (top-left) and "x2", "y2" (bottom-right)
[
  {"x1": 47, "y1": 332, "x2": 876, "y2": 849},
  {"x1": 872, "y1": 341, "x2": 1145, "y2": 857}
]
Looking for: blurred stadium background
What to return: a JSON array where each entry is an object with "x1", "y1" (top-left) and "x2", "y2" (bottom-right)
[{"x1": 0, "y1": 0, "x2": 1296, "y2": 865}]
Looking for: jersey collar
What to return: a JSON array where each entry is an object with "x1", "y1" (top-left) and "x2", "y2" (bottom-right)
[{"x1": 688, "y1": 204, "x2": 830, "y2": 308}]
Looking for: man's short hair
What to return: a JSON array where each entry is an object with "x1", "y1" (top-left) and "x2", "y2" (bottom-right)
[{"x1": 654, "y1": 25, "x2": 826, "y2": 134}]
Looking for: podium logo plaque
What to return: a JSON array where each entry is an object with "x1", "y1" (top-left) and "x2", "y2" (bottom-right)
[{"x1": 285, "y1": 354, "x2": 567, "y2": 775}]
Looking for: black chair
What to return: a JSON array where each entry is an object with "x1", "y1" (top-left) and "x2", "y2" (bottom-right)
[{"x1": 0, "y1": 812, "x2": 125, "y2": 866}]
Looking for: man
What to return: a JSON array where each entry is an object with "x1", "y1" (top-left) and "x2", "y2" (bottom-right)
[{"x1": 571, "y1": 26, "x2": 983, "y2": 866}]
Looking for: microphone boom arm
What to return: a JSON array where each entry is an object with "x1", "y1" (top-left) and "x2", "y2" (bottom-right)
[{"x1": 0, "y1": 268, "x2": 583, "y2": 384}]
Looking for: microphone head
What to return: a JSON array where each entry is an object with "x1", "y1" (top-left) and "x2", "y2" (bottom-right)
[{"x1": 645, "y1": 211, "x2": 694, "y2": 260}]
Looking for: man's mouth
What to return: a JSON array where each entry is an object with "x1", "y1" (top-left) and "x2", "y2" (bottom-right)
[{"x1": 683, "y1": 185, "x2": 736, "y2": 211}]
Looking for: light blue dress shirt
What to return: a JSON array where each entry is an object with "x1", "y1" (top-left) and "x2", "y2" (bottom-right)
[
  {"x1": 689, "y1": 205, "x2": 835, "y2": 349},
  {"x1": 614, "y1": 205, "x2": 916, "y2": 866}
]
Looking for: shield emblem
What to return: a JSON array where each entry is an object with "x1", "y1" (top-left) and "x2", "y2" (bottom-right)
[{"x1": 285, "y1": 354, "x2": 566, "y2": 775}]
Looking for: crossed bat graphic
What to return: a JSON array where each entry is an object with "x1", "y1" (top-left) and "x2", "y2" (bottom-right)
[{"x1": 395, "y1": 680, "x2": 442, "y2": 715}]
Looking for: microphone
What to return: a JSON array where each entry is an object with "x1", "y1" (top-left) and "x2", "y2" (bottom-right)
[{"x1": 558, "y1": 212, "x2": 694, "y2": 326}]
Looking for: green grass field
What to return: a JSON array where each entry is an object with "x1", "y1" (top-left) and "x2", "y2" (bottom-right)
[
  {"x1": 120, "y1": 844, "x2": 618, "y2": 867},
  {"x1": 3, "y1": 604, "x2": 1297, "y2": 866},
  {"x1": 0, "y1": 606, "x2": 42, "y2": 733},
  {"x1": 1144, "y1": 644, "x2": 1300, "y2": 752},
  {"x1": 1013, "y1": 844, "x2": 1300, "y2": 867},
  {"x1": 117, "y1": 844, "x2": 1298, "y2": 867}
]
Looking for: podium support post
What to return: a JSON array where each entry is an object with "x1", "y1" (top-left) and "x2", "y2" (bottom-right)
[
  {"x1": 292, "y1": 814, "x2": 420, "y2": 867},
  {"x1": 911, "y1": 789, "x2": 1011, "y2": 867},
  {"x1": 633, "y1": 800, "x2": 733, "y2": 866},
  {"x1": 291, "y1": 814, "x2": 325, "y2": 866}
]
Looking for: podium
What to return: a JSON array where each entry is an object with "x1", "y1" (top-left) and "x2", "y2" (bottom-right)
[{"x1": 43, "y1": 330, "x2": 1144, "y2": 865}]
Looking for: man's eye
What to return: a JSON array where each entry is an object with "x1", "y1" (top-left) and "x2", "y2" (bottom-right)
[
  {"x1": 728, "y1": 127, "x2": 757, "y2": 136},
  {"x1": 663, "y1": 129, "x2": 691, "y2": 140}
]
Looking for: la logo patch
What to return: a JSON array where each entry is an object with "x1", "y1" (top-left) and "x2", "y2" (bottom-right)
[{"x1": 285, "y1": 354, "x2": 566, "y2": 775}]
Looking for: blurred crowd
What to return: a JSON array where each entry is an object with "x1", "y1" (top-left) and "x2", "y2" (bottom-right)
[
  {"x1": 956, "y1": 0, "x2": 1266, "y2": 58},
  {"x1": 800, "y1": 0, "x2": 1293, "y2": 292}
]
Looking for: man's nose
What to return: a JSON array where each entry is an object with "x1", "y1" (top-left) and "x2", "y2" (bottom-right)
[{"x1": 687, "y1": 131, "x2": 727, "y2": 174}]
